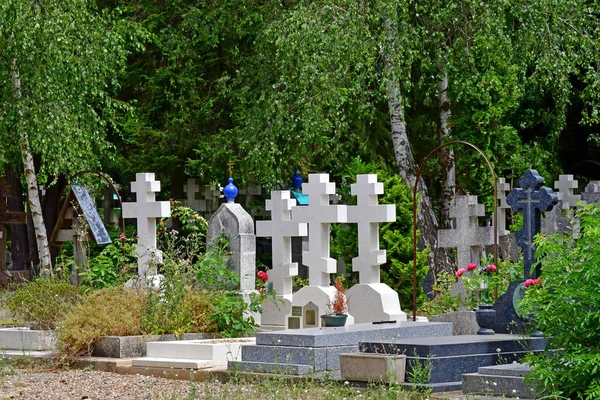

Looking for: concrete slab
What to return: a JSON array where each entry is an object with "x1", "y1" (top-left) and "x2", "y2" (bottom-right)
[
  {"x1": 0, "y1": 327, "x2": 56, "y2": 351},
  {"x1": 132, "y1": 357, "x2": 213, "y2": 369},
  {"x1": 228, "y1": 360, "x2": 313, "y2": 375}
]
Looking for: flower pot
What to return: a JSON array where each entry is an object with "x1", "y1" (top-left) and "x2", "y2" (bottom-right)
[
  {"x1": 320, "y1": 314, "x2": 348, "y2": 327},
  {"x1": 475, "y1": 304, "x2": 496, "y2": 335}
]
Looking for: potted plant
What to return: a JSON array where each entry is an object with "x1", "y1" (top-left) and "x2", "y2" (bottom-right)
[{"x1": 321, "y1": 276, "x2": 349, "y2": 327}]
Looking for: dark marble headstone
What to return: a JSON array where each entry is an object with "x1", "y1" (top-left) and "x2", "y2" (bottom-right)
[
  {"x1": 493, "y1": 280, "x2": 527, "y2": 334},
  {"x1": 506, "y1": 170, "x2": 558, "y2": 279}
]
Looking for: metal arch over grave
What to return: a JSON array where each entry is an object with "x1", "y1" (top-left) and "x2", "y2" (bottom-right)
[
  {"x1": 50, "y1": 185, "x2": 111, "y2": 286},
  {"x1": 411, "y1": 140, "x2": 498, "y2": 321}
]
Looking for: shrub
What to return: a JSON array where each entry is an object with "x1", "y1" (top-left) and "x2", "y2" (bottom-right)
[
  {"x1": 57, "y1": 286, "x2": 146, "y2": 356},
  {"x1": 5, "y1": 278, "x2": 82, "y2": 330},
  {"x1": 520, "y1": 203, "x2": 600, "y2": 398}
]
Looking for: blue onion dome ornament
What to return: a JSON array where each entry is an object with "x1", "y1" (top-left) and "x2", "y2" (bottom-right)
[
  {"x1": 224, "y1": 177, "x2": 238, "y2": 202},
  {"x1": 292, "y1": 167, "x2": 303, "y2": 191}
]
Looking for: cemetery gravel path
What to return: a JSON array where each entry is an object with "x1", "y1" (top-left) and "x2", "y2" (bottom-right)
[{"x1": 0, "y1": 369, "x2": 199, "y2": 399}]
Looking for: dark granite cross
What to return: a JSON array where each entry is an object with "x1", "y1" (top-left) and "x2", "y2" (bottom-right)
[{"x1": 506, "y1": 170, "x2": 558, "y2": 279}]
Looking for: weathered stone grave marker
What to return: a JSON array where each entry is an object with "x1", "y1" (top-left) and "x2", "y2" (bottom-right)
[
  {"x1": 207, "y1": 177, "x2": 256, "y2": 295},
  {"x1": 496, "y1": 177, "x2": 511, "y2": 238},
  {"x1": 256, "y1": 191, "x2": 308, "y2": 327},
  {"x1": 542, "y1": 174, "x2": 580, "y2": 236},
  {"x1": 438, "y1": 195, "x2": 494, "y2": 270},
  {"x1": 581, "y1": 182, "x2": 600, "y2": 205},
  {"x1": 122, "y1": 173, "x2": 171, "y2": 278},
  {"x1": 346, "y1": 174, "x2": 405, "y2": 323},
  {"x1": 183, "y1": 178, "x2": 220, "y2": 214}
]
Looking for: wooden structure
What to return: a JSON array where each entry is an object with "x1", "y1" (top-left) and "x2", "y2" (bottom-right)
[{"x1": 50, "y1": 185, "x2": 111, "y2": 285}]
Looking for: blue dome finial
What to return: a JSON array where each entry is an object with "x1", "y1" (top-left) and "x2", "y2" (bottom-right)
[
  {"x1": 224, "y1": 177, "x2": 238, "y2": 202},
  {"x1": 292, "y1": 167, "x2": 303, "y2": 190}
]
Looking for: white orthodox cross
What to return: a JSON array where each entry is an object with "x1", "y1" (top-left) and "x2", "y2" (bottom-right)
[
  {"x1": 292, "y1": 174, "x2": 347, "y2": 287},
  {"x1": 122, "y1": 173, "x2": 171, "y2": 276},
  {"x1": 346, "y1": 174, "x2": 395, "y2": 284},
  {"x1": 256, "y1": 191, "x2": 308, "y2": 296}
]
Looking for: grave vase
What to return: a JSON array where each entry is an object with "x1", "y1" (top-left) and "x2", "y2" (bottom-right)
[
  {"x1": 475, "y1": 304, "x2": 496, "y2": 335},
  {"x1": 321, "y1": 314, "x2": 348, "y2": 327}
]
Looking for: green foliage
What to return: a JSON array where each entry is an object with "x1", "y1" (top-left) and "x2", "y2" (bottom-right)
[
  {"x1": 456, "y1": 255, "x2": 522, "y2": 309},
  {"x1": 331, "y1": 158, "x2": 429, "y2": 309},
  {"x1": 419, "y1": 273, "x2": 459, "y2": 317},
  {"x1": 520, "y1": 204, "x2": 600, "y2": 398},
  {"x1": 0, "y1": 0, "x2": 145, "y2": 176},
  {"x1": 81, "y1": 232, "x2": 138, "y2": 289},
  {"x1": 5, "y1": 278, "x2": 82, "y2": 330}
]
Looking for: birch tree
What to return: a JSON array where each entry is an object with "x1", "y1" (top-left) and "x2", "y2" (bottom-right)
[{"x1": 0, "y1": 0, "x2": 142, "y2": 274}]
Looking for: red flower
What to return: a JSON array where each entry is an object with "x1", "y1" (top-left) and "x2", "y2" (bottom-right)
[
  {"x1": 486, "y1": 264, "x2": 497, "y2": 273},
  {"x1": 467, "y1": 263, "x2": 477, "y2": 271},
  {"x1": 119, "y1": 232, "x2": 126, "y2": 240},
  {"x1": 456, "y1": 268, "x2": 466, "y2": 278},
  {"x1": 525, "y1": 278, "x2": 542, "y2": 288},
  {"x1": 257, "y1": 271, "x2": 268, "y2": 282}
]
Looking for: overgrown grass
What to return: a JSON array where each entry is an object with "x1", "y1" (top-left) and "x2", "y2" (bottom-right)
[{"x1": 145, "y1": 375, "x2": 430, "y2": 400}]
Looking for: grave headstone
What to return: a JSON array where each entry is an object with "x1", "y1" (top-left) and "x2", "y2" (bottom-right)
[
  {"x1": 122, "y1": 173, "x2": 171, "y2": 277},
  {"x1": 207, "y1": 178, "x2": 256, "y2": 295},
  {"x1": 581, "y1": 182, "x2": 600, "y2": 206},
  {"x1": 183, "y1": 178, "x2": 220, "y2": 214},
  {"x1": 506, "y1": 170, "x2": 558, "y2": 280},
  {"x1": 496, "y1": 178, "x2": 511, "y2": 238},
  {"x1": 438, "y1": 195, "x2": 495, "y2": 270},
  {"x1": 256, "y1": 191, "x2": 308, "y2": 327},
  {"x1": 288, "y1": 173, "x2": 352, "y2": 329},
  {"x1": 542, "y1": 174, "x2": 580, "y2": 236},
  {"x1": 345, "y1": 174, "x2": 405, "y2": 323}
]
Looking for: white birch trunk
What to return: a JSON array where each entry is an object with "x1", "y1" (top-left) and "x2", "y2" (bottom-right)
[
  {"x1": 439, "y1": 73, "x2": 455, "y2": 229},
  {"x1": 381, "y1": 21, "x2": 453, "y2": 274},
  {"x1": 11, "y1": 59, "x2": 53, "y2": 277}
]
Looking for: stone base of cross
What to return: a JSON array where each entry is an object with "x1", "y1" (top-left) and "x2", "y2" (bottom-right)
[
  {"x1": 346, "y1": 283, "x2": 406, "y2": 323},
  {"x1": 261, "y1": 295, "x2": 293, "y2": 328},
  {"x1": 287, "y1": 286, "x2": 354, "y2": 329}
]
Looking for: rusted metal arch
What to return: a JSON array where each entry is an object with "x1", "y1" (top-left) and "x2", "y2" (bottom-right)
[
  {"x1": 411, "y1": 140, "x2": 498, "y2": 321},
  {"x1": 68, "y1": 170, "x2": 126, "y2": 236}
]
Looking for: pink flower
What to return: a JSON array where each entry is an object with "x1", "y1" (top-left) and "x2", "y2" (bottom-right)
[
  {"x1": 524, "y1": 279, "x2": 534, "y2": 288},
  {"x1": 525, "y1": 278, "x2": 542, "y2": 288},
  {"x1": 486, "y1": 264, "x2": 497, "y2": 273},
  {"x1": 456, "y1": 268, "x2": 466, "y2": 278},
  {"x1": 119, "y1": 233, "x2": 126, "y2": 240},
  {"x1": 467, "y1": 263, "x2": 477, "y2": 271},
  {"x1": 257, "y1": 271, "x2": 268, "y2": 282}
]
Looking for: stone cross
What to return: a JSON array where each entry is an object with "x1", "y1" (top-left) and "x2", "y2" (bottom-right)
[
  {"x1": 581, "y1": 182, "x2": 600, "y2": 206},
  {"x1": 506, "y1": 170, "x2": 557, "y2": 279},
  {"x1": 346, "y1": 174, "x2": 395, "y2": 284},
  {"x1": 437, "y1": 195, "x2": 495, "y2": 270},
  {"x1": 122, "y1": 173, "x2": 171, "y2": 276},
  {"x1": 292, "y1": 174, "x2": 347, "y2": 287},
  {"x1": 256, "y1": 191, "x2": 308, "y2": 296},
  {"x1": 496, "y1": 178, "x2": 511, "y2": 237},
  {"x1": 554, "y1": 174, "x2": 580, "y2": 209},
  {"x1": 183, "y1": 178, "x2": 203, "y2": 211}
]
